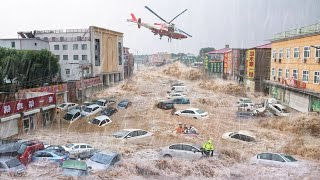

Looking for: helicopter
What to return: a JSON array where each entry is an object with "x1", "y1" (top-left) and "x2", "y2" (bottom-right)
[{"x1": 127, "y1": 6, "x2": 192, "y2": 42}]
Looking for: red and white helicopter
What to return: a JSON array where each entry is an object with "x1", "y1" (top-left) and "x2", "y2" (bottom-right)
[{"x1": 127, "y1": 6, "x2": 192, "y2": 42}]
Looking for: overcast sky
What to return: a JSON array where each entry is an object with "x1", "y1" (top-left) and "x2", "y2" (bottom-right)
[{"x1": 0, "y1": 0, "x2": 319, "y2": 55}]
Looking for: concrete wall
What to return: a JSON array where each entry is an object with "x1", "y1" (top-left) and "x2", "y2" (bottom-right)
[{"x1": 0, "y1": 39, "x2": 49, "y2": 50}]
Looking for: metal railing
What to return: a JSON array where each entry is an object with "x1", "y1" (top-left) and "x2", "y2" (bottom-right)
[
  {"x1": 36, "y1": 28, "x2": 89, "y2": 34},
  {"x1": 272, "y1": 23, "x2": 320, "y2": 41}
]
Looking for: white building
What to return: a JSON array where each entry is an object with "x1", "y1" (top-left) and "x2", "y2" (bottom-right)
[
  {"x1": 0, "y1": 38, "x2": 49, "y2": 50},
  {"x1": 18, "y1": 26, "x2": 124, "y2": 85}
]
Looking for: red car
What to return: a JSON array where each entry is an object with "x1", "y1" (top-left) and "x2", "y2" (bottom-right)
[{"x1": 0, "y1": 140, "x2": 44, "y2": 165}]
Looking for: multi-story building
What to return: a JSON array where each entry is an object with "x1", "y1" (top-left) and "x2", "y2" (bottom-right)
[
  {"x1": 0, "y1": 38, "x2": 49, "y2": 50},
  {"x1": 205, "y1": 45, "x2": 230, "y2": 78},
  {"x1": 266, "y1": 23, "x2": 320, "y2": 112},
  {"x1": 18, "y1": 26, "x2": 124, "y2": 86},
  {"x1": 123, "y1": 47, "x2": 134, "y2": 79},
  {"x1": 245, "y1": 43, "x2": 271, "y2": 93},
  {"x1": 180, "y1": 54, "x2": 196, "y2": 66},
  {"x1": 223, "y1": 49, "x2": 246, "y2": 80},
  {"x1": 150, "y1": 52, "x2": 172, "y2": 66}
]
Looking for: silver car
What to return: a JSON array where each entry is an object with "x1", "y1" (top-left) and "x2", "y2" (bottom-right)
[
  {"x1": 0, "y1": 157, "x2": 26, "y2": 177},
  {"x1": 86, "y1": 151, "x2": 120, "y2": 172},
  {"x1": 159, "y1": 143, "x2": 204, "y2": 160}
]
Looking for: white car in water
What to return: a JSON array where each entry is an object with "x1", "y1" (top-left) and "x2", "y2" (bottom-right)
[
  {"x1": 167, "y1": 92, "x2": 186, "y2": 99},
  {"x1": 57, "y1": 103, "x2": 79, "y2": 111},
  {"x1": 174, "y1": 108, "x2": 208, "y2": 119},
  {"x1": 268, "y1": 104, "x2": 289, "y2": 117},
  {"x1": 222, "y1": 131, "x2": 256, "y2": 143},
  {"x1": 251, "y1": 153, "x2": 299, "y2": 167},
  {"x1": 81, "y1": 104, "x2": 102, "y2": 117},
  {"x1": 159, "y1": 143, "x2": 204, "y2": 160},
  {"x1": 63, "y1": 143, "x2": 94, "y2": 155},
  {"x1": 88, "y1": 115, "x2": 112, "y2": 127},
  {"x1": 112, "y1": 129, "x2": 153, "y2": 139}
]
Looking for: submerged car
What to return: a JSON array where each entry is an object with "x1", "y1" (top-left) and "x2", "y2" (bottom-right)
[
  {"x1": 0, "y1": 157, "x2": 26, "y2": 177},
  {"x1": 251, "y1": 153, "x2": 299, "y2": 167},
  {"x1": 62, "y1": 160, "x2": 91, "y2": 177},
  {"x1": 86, "y1": 151, "x2": 120, "y2": 171},
  {"x1": 45, "y1": 145, "x2": 68, "y2": 154},
  {"x1": 57, "y1": 103, "x2": 79, "y2": 111},
  {"x1": 175, "y1": 108, "x2": 208, "y2": 119},
  {"x1": 81, "y1": 104, "x2": 102, "y2": 117},
  {"x1": 63, "y1": 143, "x2": 94, "y2": 155},
  {"x1": 63, "y1": 109, "x2": 81, "y2": 123},
  {"x1": 269, "y1": 104, "x2": 289, "y2": 117},
  {"x1": 88, "y1": 115, "x2": 112, "y2": 127},
  {"x1": 237, "y1": 98, "x2": 253, "y2": 104},
  {"x1": 167, "y1": 93, "x2": 186, "y2": 99},
  {"x1": 117, "y1": 100, "x2": 132, "y2": 109},
  {"x1": 169, "y1": 97, "x2": 190, "y2": 104},
  {"x1": 101, "y1": 107, "x2": 118, "y2": 116},
  {"x1": 159, "y1": 143, "x2": 206, "y2": 160},
  {"x1": 112, "y1": 129, "x2": 153, "y2": 139},
  {"x1": 222, "y1": 131, "x2": 256, "y2": 142},
  {"x1": 31, "y1": 150, "x2": 69, "y2": 164},
  {"x1": 156, "y1": 101, "x2": 175, "y2": 110}
]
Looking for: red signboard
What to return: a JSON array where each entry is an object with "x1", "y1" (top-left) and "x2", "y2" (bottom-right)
[
  {"x1": 282, "y1": 79, "x2": 306, "y2": 89},
  {"x1": 76, "y1": 77, "x2": 102, "y2": 89},
  {"x1": 0, "y1": 94, "x2": 56, "y2": 117}
]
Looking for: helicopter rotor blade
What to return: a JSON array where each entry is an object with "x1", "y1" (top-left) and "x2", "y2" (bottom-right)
[
  {"x1": 145, "y1": 6, "x2": 168, "y2": 23},
  {"x1": 169, "y1": 9, "x2": 188, "y2": 24},
  {"x1": 177, "y1": 28, "x2": 192, "y2": 37}
]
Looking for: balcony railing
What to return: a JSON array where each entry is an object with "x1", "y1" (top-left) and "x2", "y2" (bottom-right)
[
  {"x1": 36, "y1": 29, "x2": 89, "y2": 34},
  {"x1": 272, "y1": 23, "x2": 320, "y2": 41}
]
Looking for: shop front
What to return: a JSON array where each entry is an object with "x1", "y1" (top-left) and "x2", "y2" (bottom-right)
[{"x1": 0, "y1": 114, "x2": 20, "y2": 139}]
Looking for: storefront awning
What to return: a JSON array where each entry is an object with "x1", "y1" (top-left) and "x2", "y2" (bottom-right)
[
  {"x1": 42, "y1": 104, "x2": 56, "y2": 111},
  {"x1": 0, "y1": 114, "x2": 21, "y2": 123},
  {"x1": 23, "y1": 108, "x2": 40, "y2": 116}
]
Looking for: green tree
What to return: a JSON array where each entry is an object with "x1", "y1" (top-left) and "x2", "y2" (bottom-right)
[{"x1": 198, "y1": 47, "x2": 215, "y2": 57}]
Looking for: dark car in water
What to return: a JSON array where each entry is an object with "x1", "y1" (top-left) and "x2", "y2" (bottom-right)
[
  {"x1": 117, "y1": 100, "x2": 132, "y2": 109},
  {"x1": 156, "y1": 102, "x2": 175, "y2": 110},
  {"x1": 169, "y1": 98, "x2": 190, "y2": 104},
  {"x1": 101, "y1": 107, "x2": 118, "y2": 116}
]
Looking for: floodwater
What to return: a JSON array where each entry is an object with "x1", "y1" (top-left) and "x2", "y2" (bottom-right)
[{"x1": 11, "y1": 62, "x2": 320, "y2": 179}]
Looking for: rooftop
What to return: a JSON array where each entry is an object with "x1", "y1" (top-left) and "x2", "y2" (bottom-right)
[
  {"x1": 251, "y1": 43, "x2": 271, "y2": 49},
  {"x1": 271, "y1": 22, "x2": 320, "y2": 42},
  {"x1": 207, "y1": 48, "x2": 231, "y2": 54}
]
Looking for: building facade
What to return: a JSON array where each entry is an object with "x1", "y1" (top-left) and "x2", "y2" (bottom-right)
[
  {"x1": 19, "y1": 26, "x2": 124, "y2": 86},
  {"x1": 266, "y1": 23, "x2": 320, "y2": 113},
  {"x1": 245, "y1": 43, "x2": 271, "y2": 93},
  {"x1": 205, "y1": 45, "x2": 230, "y2": 78},
  {"x1": 223, "y1": 49, "x2": 246, "y2": 80},
  {"x1": 123, "y1": 47, "x2": 134, "y2": 79},
  {"x1": 0, "y1": 38, "x2": 49, "y2": 50}
]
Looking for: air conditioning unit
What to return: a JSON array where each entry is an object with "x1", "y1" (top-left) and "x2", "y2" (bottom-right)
[
  {"x1": 274, "y1": 58, "x2": 277, "y2": 62},
  {"x1": 317, "y1": 58, "x2": 320, "y2": 63},
  {"x1": 303, "y1": 58, "x2": 307, "y2": 63},
  {"x1": 279, "y1": 58, "x2": 281, "y2": 63},
  {"x1": 278, "y1": 77, "x2": 281, "y2": 82},
  {"x1": 273, "y1": 76, "x2": 276, "y2": 81}
]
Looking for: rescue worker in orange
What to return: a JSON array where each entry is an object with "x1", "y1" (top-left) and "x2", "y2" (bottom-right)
[{"x1": 176, "y1": 123, "x2": 184, "y2": 134}]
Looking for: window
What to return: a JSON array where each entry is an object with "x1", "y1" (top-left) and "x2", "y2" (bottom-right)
[
  {"x1": 294, "y1": 47, "x2": 299, "y2": 58},
  {"x1": 80, "y1": 145, "x2": 86, "y2": 148},
  {"x1": 60, "y1": 37, "x2": 64, "y2": 41},
  {"x1": 315, "y1": 46, "x2": 320, "y2": 58},
  {"x1": 35, "y1": 43, "x2": 37, "y2": 46},
  {"x1": 87, "y1": 145, "x2": 92, "y2": 148},
  {"x1": 137, "y1": 130, "x2": 147, "y2": 136},
  {"x1": 272, "y1": 154, "x2": 285, "y2": 162},
  {"x1": 182, "y1": 145, "x2": 193, "y2": 151},
  {"x1": 82, "y1": 55, "x2": 87, "y2": 60},
  {"x1": 304, "y1": 47, "x2": 310, "y2": 58},
  {"x1": 169, "y1": 144, "x2": 182, "y2": 150},
  {"x1": 81, "y1": 44, "x2": 87, "y2": 50},
  {"x1": 74, "y1": 145, "x2": 80, "y2": 149},
  {"x1": 258, "y1": 153, "x2": 272, "y2": 160},
  {"x1": 73, "y1": 55, "x2": 79, "y2": 60},
  {"x1": 286, "y1": 48, "x2": 290, "y2": 59},
  {"x1": 43, "y1": 37, "x2": 48, "y2": 41},
  {"x1": 11, "y1": 41, "x2": 15, "y2": 48},
  {"x1": 302, "y1": 70, "x2": 309, "y2": 82},
  {"x1": 54, "y1": 45, "x2": 59, "y2": 50},
  {"x1": 52, "y1": 37, "x2": 56, "y2": 41},
  {"x1": 272, "y1": 49, "x2": 277, "y2": 59},
  {"x1": 118, "y1": 42, "x2": 122, "y2": 65},
  {"x1": 63, "y1": 55, "x2": 68, "y2": 60},
  {"x1": 128, "y1": 131, "x2": 138, "y2": 137},
  {"x1": 66, "y1": 69, "x2": 70, "y2": 75},
  {"x1": 293, "y1": 70, "x2": 298, "y2": 80},
  {"x1": 55, "y1": 55, "x2": 60, "y2": 60},
  {"x1": 314, "y1": 71, "x2": 320, "y2": 84},
  {"x1": 271, "y1": 67, "x2": 275, "y2": 76},
  {"x1": 0, "y1": 162, "x2": 5, "y2": 169},
  {"x1": 279, "y1": 49, "x2": 284, "y2": 59},
  {"x1": 278, "y1": 68, "x2": 282, "y2": 78},
  {"x1": 73, "y1": 44, "x2": 78, "y2": 50},
  {"x1": 63, "y1": 44, "x2": 68, "y2": 50},
  {"x1": 285, "y1": 69, "x2": 289, "y2": 79}
]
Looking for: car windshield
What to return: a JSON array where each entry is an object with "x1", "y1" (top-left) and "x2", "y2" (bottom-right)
[
  {"x1": 83, "y1": 107, "x2": 93, "y2": 113},
  {"x1": 90, "y1": 153, "x2": 113, "y2": 165},
  {"x1": 64, "y1": 113, "x2": 74, "y2": 121},
  {"x1": 60, "y1": 104, "x2": 67, "y2": 108},
  {"x1": 5, "y1": 158, "x2": 21, "y2": 168},
  {"x1": 118, "y1": 102, "x2": 127, "y2": 107},
  {"x1": 96, "y1": 101, "x2": 104, "y2": 106},
  {"x1": 17, "y1": 144, "x2": 27, "y2": 155},
  {"x1": 243, "y1": 99, "x2": 252, "y2": 103},
  {"x1": 65, "y1": 144, "x2": 74, "y2": 148},
  {"x1": 63, "y1": 168, "x2": 88, "y2": 176},
  {"x1": 90, "y1": 118, "x2": 101, "y2": 125},
  {"x1": 196, "y1": 109, "x2": 205, "y2": 114},
  {"x1": 282, "y1": 155, "x2": 297, "y2": 162},
  {"x1": 113, "y1": 130, "x2": 130, "y2": 138}
]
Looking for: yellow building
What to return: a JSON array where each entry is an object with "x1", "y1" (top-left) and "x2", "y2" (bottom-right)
[{"x1": 267, "y1": 23, "x2": 320, "y2": 112}]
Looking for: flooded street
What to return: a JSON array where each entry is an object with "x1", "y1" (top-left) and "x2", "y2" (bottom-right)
[{"x1": 15, "y1": 63, "x2": 320, "y2": 179}]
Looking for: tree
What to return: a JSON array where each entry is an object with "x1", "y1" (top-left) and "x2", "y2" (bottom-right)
[
  {"x1": 198, "y1": 47, "x2": 215, "y2": 57},
  {"x1": 0, "y1": 48, "x2": 60, "y2": 88}
]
